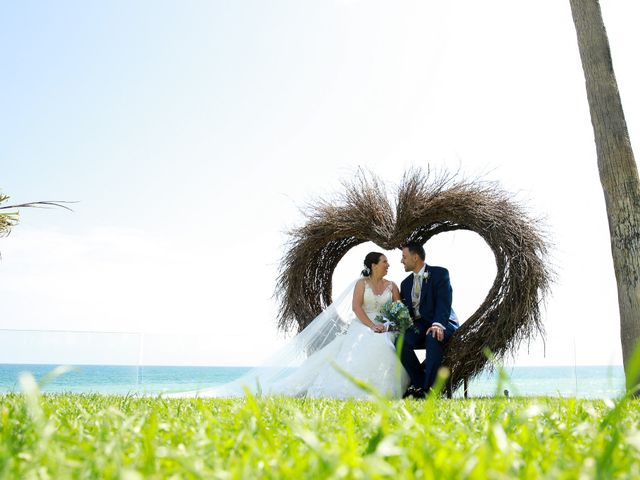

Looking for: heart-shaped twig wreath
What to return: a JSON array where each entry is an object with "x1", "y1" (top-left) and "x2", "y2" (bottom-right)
[{"x1": 276, "y1": 168, "x2": 552, "y2": 392}]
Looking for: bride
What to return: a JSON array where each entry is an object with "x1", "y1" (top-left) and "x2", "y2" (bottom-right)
[{"x1": 174, "y1": 252, "x2": 410, "y2": 399}]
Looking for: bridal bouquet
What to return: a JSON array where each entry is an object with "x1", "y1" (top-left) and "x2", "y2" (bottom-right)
[{"x1": 375, "y1": 300, "x2": 412, "y2": 333}]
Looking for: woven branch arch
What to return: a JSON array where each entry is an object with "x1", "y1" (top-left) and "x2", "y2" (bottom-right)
[{"x1": 275, "y1": 168, "x2": 552, "y2": 392}]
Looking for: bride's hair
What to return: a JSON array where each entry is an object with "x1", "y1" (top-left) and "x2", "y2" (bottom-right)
[{"x1": 361, "y1": 252, "x2": 384, "y2": 277}]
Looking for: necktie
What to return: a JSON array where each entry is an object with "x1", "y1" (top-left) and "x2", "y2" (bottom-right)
[
  {"x1": 413, "y1": 273, "x2": 422, "y2": 299},
  {"x1": 412, "y1": 273, "x2": 422, "y2": 318}
]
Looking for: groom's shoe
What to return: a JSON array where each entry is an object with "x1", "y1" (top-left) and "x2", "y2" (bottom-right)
[
  {"x1": 403, "y1": 386, "x2": 426, "y2": 400},
  {"x1": 402, "y1": 385, "x2": 418, "y2": 398},
  {"x1": 411, "y1": 387, "x2": 426, "y2": 399}
]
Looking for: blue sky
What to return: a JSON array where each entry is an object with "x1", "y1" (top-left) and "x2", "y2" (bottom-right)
[{"x1": 1, "y1": 1, "x2": 639, "y2": 366}]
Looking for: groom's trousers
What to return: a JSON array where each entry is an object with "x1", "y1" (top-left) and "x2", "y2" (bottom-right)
[{"x1": 399, "y1": 322, "x2": 453, "y2": 391}]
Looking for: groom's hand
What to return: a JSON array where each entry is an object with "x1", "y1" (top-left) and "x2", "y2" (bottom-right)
[{"x1": 427, "y1": 325, "x2": 444, "y2": 342}]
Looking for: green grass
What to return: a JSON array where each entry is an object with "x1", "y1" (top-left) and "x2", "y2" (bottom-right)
[{"x1": 2, "y1": 384, "x2": 640, "y2": 479}]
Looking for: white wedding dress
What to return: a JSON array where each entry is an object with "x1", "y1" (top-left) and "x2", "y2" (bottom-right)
[
  {"x1": 176, "y1": 280, "x2": 410, "y2": 399},
  {"x1": 270, "y1": 282, "x2": 410, "y2": 399}
]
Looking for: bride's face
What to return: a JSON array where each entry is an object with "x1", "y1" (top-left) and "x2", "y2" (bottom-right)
[{"x1": 373, "y1": 255, "x2": 389, "y2": 276}]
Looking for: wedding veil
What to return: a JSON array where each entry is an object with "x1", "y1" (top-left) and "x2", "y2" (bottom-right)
[{"x1": 172, "y1": 279, "x2": 360, "y2": 397}]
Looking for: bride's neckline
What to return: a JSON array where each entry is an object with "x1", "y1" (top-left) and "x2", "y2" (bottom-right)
[{"x1": 364, "y1": 279, "x2": 391, "y2": 297}]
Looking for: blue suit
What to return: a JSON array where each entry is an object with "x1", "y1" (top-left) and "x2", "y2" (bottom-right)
[{"x1": 398, "y1": 265, "x2": 458, "y2": 391}]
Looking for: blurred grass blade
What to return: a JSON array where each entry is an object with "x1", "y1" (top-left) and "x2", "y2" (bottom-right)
[
  {"x1": 18, "y1": 372, "x2": 43, "y2": 424},
  {"x1": 38, "y1": 365, "x2": 78, "y2": 388}
]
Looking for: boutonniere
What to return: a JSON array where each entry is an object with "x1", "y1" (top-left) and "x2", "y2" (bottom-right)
[{"x1": 420, "y1": 271, "x2": 430, "y2": 283}]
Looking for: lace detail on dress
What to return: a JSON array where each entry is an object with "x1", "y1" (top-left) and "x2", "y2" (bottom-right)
[{"x1": 363, "y1": 281, "x2": 393, "y2": 322}]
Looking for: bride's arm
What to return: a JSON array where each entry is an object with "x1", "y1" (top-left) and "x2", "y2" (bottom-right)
[
  {"x1": 352, "y1": 280, "x2": 384, "y2": 332},
  {"x1": 391, "y1": 282, "x2": 401, "y2": 302}
]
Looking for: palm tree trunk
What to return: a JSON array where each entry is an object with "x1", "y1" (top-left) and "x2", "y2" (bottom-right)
[{"x1": 569, "y1": 0, "x2": 640, "y2": 392}]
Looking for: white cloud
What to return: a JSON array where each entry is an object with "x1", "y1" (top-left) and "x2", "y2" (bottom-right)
[{"x1": 0, "y1": 226, "x2": 289, "y2": 365}]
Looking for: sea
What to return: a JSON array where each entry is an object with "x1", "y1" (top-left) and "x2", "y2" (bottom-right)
[{"x1": 0, "y1": 364, "x2": 626, "y2": 398}]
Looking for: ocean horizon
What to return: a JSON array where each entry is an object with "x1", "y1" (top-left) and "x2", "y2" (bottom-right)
[{"x1": 0, "y1": 363, "x2": 626, "y2": 398}]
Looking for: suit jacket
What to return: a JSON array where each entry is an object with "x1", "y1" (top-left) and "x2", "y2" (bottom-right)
[{"x1": 400, "y1": 265, "x2": 459, "y2": 335}]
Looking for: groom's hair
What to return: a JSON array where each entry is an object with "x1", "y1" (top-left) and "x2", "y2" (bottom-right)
[{"x1": 403, "y1": 241, "x2": 425, "y2": 260}]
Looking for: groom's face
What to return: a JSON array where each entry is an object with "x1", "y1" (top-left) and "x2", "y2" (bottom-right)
[{"x1": 401, "y1": 248, "x2": 419, "y2": 272}]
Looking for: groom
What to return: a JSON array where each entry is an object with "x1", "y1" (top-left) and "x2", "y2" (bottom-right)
[{"x1": 398, "y1": 241, "x2": 459, "y2": 396}]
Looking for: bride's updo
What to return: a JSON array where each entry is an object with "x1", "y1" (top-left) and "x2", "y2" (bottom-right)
[{"x1": 361, "y1": 252, "x2": 384, "y2": 277}]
